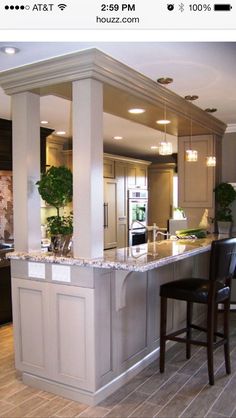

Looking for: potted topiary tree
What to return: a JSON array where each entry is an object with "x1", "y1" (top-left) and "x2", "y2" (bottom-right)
[
  {"x1": 36, "y1": 165, "x2": 73, "y2": 254},
  {"x1": 214, "y1": 182, "x2": 236, "y2": 235}
]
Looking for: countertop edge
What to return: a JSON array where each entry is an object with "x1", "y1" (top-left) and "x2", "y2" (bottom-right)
[{"x1": 7, "y1": 238, "x2": 213, "y2": 272}]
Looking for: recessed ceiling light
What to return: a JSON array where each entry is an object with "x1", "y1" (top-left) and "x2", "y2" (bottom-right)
[
  {"x1": 41, "y1": 120, "x2": 49, "y2": 125},
  {"x1": 184, "y1": 95, "x2": 199, "y2": 101},
  {"x1": 205, "y1": 108, "x2": 218, "y2": 113},
  {"x1": 56, "y1": 131, "x2": 66, "y2": 135},
  {"x1": 156, "y1": 119, "x2": 171, "y2": 125},
  {"x1": 157, "y1": 77, "x2": 173, "y2": 85},
  {"x1": 128, "y1": 108, "x2": 146, "y2": 114},
  {"x1": 113, "y1": 136, "x2": 123, "y2": 140},
  {"x1": 150, "y1": 145, "x2": 158, "y2": 149},
  {"x1": 0, "y1": 46, "x2": 20, "y2": 55}
]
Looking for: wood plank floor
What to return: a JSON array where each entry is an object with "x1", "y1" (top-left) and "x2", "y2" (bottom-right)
[{"x1": 1, "y1": 313, "x2": 236, "y2": 417}]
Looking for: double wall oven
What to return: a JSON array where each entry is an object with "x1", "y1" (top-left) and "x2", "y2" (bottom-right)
[{"x1": 128, "y1": 189, "x2": 148, "y2": 246}]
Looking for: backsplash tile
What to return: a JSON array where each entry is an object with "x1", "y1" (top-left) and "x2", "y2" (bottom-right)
[{"x1": 0, "y1": 171, "x2": 13, "y2": 240}]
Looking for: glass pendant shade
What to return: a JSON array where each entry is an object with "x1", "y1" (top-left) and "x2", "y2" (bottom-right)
[
  {"x1": 158, "y1": 102, "x2": 172, "y2": 156},
  {"x1": 185, "y1": 118, "x2": 198, "y2": 162},
  {"x1": 206, "y1": 156, "x2": 216, "y2": 167},
  {"x1": 159, "y1": 141, "x2": 173, "y2": 155},
  {"x1": 185, "y1": 149, "x2": 198, "y2": 162}
]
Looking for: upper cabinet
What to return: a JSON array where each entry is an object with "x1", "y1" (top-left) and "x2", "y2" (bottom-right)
[
  {"x1": 46, "y1": 139, "x2": 64, "y2": 168},
  {"x1": 127, "y1": 164, "x2": 148, "y2": 189},
  {"x1": 104, "y1": 154, "x2": 150, "y2": 189},
  {"x1": 178, "y1": 134, "x2": 221, "y2": 227},
  {"x1": 0, "y1": 119, "x2": 12, "y2": 171},
  {"x1": 103, "y1": 158, "x2": 115, "y2": 179},
  {"x1": 0, "y1": 118, "x2": 53, "y2": 172}
]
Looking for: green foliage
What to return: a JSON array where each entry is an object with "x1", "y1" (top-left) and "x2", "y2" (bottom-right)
[
  {"x1": 47, "y1": 214, "x2": 73, "y2": 236},
  {"x1": 214, "y1": 182, "x2": 236, "y2": 222},
  {"x1": 36, "y1": 166, "x2": 73, "y2": 236},
  {"x1": 36, "y1": 166, "x2": 73, "y2": 213}
]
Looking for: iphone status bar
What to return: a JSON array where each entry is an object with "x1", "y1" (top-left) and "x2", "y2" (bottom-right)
[{"x1": 0, "y1": 1, "x2": 235, "y2": 29}]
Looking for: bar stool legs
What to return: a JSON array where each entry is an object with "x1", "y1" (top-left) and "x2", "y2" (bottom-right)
[
  {"x1": 186, "y1": 301, "x2": 193, "y2": 359},
  {"x1": 160, "y1": 296, "x2": 167, "y2": 373},
  {"x1": 224, "y1": 298, "x2": 231, "y2": 375},
  {"x1": 207, "y1": 299, "x2": 215, "y2": 385}
]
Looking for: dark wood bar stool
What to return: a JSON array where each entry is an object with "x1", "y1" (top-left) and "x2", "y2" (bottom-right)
[{"x1": 159, "y1": 238, "x2": 236, "y2": 385}]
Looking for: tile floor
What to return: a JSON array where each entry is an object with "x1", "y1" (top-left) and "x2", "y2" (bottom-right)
[{"x1": 1, "y1": 313, "x2": 236, "y2": 417}]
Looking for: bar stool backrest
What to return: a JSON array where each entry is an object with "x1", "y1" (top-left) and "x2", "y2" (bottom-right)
[{"x1": 209, "y1": 238, "x2": 236, "y2": 284}]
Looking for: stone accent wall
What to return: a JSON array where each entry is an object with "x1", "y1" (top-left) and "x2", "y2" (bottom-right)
[{"x1": 0, "y1": 171, "x2": 13, "y2": 240}]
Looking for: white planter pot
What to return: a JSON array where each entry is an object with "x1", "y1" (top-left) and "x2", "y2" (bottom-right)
[{"x1": 217, "y1": 221, "x2": 232, "y2": 235}]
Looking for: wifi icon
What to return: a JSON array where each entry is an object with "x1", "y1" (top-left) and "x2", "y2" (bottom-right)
[{"x1": 58, "y1": 3, "x2": 67, "y2": 10}]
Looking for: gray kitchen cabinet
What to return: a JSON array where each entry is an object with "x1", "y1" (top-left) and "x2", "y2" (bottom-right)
[
  {"x1": 12, "y1": 277, "x2": 95, "y2": 391},
  {"x1": 12, "y1": 278, "x2": 52, "y2": 379}
]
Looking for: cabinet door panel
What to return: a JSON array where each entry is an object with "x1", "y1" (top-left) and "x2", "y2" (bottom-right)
[
  {"x1": 148, "y1": 166, "x2": 173, "y2": 228},
  {"x1": 178, "y1": 135, "x2": 214, "y2": 208},
  {"x1": 127, "y1": 165, "x2": 148, "y2": 189},
  {"x1": 12, "y1": 279, "x2": 51, "y2": 377},
  {"x1": 50, "y1": 284, "x2": 95, "y2": 390},
  {"x1": 136, "y1": 167, "x2": 148, "y2": 188},
  {"x1": 119, "y1": 272, "x2": 148, "y2": 364},
  {"x1": 127, "y1": 165, "x2": 136, "y2": 187},
  {"x1": 103, "y1": 158, "x2": 115, "y2": 178}
]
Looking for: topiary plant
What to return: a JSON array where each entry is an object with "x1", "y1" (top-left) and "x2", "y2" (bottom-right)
[
  {"x1": 36, "y1": 166, "x2": 73, "y2": 236},
  {"x1": 36, "y1": 165, "x2": 72, "y2": 218},
  {"x1": 214, "y1": 182, "x2": 236, "y2": 222}
]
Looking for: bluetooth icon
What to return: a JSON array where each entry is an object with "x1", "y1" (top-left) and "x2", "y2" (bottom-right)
[{"x1": 179, "y1": 3, "x2": 185, "y2": 12}]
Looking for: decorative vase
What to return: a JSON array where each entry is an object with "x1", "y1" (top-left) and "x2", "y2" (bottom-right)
[
  {"x1": 217, "y1": 221, "x2": 232, "y2": 236},
  {"x1": 50, "y1": 234, "x2": 72, "y2": 256}
]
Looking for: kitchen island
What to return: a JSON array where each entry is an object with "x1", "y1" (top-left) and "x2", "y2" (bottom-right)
[{"x1": 8, "y1": 236, "x2": 214, "y2": 405}]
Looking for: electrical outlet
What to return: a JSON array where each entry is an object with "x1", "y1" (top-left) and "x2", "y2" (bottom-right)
[
  {"x1": 28, "y1": 262, "x2": 45, "y2": 279},
  {"x1": 52, "y1": 265, "x2": 71, "y2": 282}
]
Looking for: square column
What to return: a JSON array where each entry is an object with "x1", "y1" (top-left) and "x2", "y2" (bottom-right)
[
  {"x1": 72, "y1": 79, "x2": 103, "y2": 259},
  {"x1": 12, "y1": 92, "x2": 41, "y2": 252}
]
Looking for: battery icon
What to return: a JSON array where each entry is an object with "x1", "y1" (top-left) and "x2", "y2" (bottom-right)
[{"x1": 214, "y1": 4, "x2": 232, "y2": 10}]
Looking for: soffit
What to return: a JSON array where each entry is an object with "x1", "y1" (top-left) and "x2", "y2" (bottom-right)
[{"x1": 0, "y1": 48, "x2": 226, "y2": 137}]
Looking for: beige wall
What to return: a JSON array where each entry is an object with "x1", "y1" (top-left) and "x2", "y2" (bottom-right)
[{"x1": 222, "y1": 132, "x2": 236, "y2": 183}]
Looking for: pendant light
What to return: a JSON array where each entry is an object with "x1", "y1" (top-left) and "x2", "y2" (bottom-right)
[
  {"x1": 185, "y1": 119, "x2": 198, "y2": 162},
  {"x1": 206, "y1": 133, "x2": 216, "y2": 167},
  {"x1": 159, "y1": 103, "x2": 173, "y2": 155}
]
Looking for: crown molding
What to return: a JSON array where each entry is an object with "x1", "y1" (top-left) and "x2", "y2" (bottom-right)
[
  {"x1": 0, "y1": 48, "x2": 227, "y2": 136},
  {"x1": 225, "y1": 124, "x2": 236, "y2": 133}
]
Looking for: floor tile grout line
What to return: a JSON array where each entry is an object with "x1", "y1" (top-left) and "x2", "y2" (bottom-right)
[
  {"x1": 152, "y1": 367, "x2": 210, "y2": 418},
  {"x1": 152, "y1": 349, "x2": 233, "y2": 418},
  {"x1": 128, "y1": 360, "x2": 208, "y2": 418},
  {"x1": 102, "y1": 367, "x2": 181, "y2": 418},
  {"x1": 102, "y1": 333, "x2": 236, "y2": 418},
  {"x1": 202, "y1": 370, "x2": 236, "y2": 418},
  {"x1": 179, "y1": 363, "x2": 236, "y2": 418},
  {"x1": 230, "y1": 404, "x2": 236, "y2": 418},
  {"x1": 53, "y1": 399, "x2": 91, "y2": 418},
  {"x1": 102, "y1": 344, "x2": 214, "y2": 418},
  {"x1": 0, "y1": 391, "x2": 52, "y2": 416}
]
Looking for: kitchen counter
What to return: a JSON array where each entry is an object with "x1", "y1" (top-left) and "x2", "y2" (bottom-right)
[
  {"x1": 8, "y1": 235, "x2": 216, "y2": 272},
  {"x1": 9, "y1": 235, "x2": 214, "y2": 406}
]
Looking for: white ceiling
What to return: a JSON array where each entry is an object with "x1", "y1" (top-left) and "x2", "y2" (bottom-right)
[{"x1": 0, "y1": 42, "x2": 236, "y2": 159}]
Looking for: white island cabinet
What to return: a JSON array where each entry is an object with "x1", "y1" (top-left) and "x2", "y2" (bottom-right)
[{"x1": 9, "y1": 236, "x2": 214, "y2": 406}]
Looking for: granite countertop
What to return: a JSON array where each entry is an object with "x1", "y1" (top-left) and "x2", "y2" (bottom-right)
[{"x1": 7, "y1": 235, "x2": 217, "y2": 272}]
